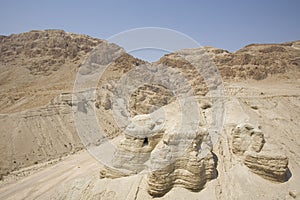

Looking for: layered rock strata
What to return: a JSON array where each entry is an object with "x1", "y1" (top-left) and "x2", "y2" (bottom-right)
[
  {"x1": 231, "y1": 123, "x2": 289, "y2": 182},
  {"x1": 147, "y1": 126, "x2": 215, "y2": 197},
  {"x1": 99, "y1": 104, "x2": 216, "y2": 197}
]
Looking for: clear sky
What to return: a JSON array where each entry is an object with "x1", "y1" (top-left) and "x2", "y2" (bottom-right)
[{"x1": 0, "y1": 0, "x2": 299, "y2": 60}]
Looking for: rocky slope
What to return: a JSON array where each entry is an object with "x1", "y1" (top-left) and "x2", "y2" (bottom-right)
[
  {"x1": 206, "y1": 41, "x2": 300, "y2": 80},
  {"x1": 0, "y1": 30, "x2": 102, "y2": 176},
  {"x1": 0, "y1": 30, "x2": 101, "y2": 113},
  {"x1": 0, "y1": 30, "x2": 299, "y2": 199}
]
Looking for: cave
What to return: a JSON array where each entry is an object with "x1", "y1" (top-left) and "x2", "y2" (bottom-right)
[{"x1": 143, "y1": 137, "x2": 149, "y2": 146}]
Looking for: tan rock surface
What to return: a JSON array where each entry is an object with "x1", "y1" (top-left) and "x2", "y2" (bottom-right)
[
  {"x1": 0, "y1": 30, "x2": 299, "y2": 199},
  {"x1": 231, "y1": 123, "x2": 289, "y2": 182}
]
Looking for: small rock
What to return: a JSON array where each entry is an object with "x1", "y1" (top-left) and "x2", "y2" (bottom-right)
[
  {"x1": 200, "y1": 101, "x2": 212, "y2": 109},
  {"x1": 250, "y1": 105, "x2": 258, "y2": 110},
  {"x1": 289, "y1": 190, "x2": 297, "y2": 199}
]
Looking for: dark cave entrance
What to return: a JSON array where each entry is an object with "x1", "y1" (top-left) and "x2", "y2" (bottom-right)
[{"x1": 143, "y1": 137, "x2": 149, "y2": 146}]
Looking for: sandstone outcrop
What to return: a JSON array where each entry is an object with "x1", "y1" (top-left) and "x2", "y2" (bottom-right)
[
  {"x1": 99, "y1": 114, "x2": 164, "y2": 178},
  {"x1": 244, "y1": 151, "x2": 289, "y2": 182},
  {"x1": 129, "y1": 84, "x2": 175, "y2": 116},
  {"x1": 232, "y1": 123, "x2": 265, "y2": 155},
  {"x1": 147, "y1": 126, "x2": 215, "y2": 197},
  {"x1": 231, "y1": 123, "x2": 289, "y2": 182},
  {"x1": 99, "y1": 98, "x2": 217, "y2": 197}
]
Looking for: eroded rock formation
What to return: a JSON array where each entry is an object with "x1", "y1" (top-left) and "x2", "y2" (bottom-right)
[
  {"x1": 99, "y1": 99, "x2": 217, "y2": 197},
  {"x1": 231, "y1": 123, "x2": 289, "y2": 182},
  {"x1": 147, "y1": 126, "x2": 215, "y2": 197}
]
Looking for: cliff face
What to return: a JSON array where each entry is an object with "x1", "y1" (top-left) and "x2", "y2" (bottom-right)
[{"x1": 0, "y1": 30, "x2": 299, "y2": 199}]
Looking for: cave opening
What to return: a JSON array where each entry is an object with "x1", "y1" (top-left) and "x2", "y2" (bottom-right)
[{"x1": 143, "y1": 137, "x2": 149, "y2": 146}]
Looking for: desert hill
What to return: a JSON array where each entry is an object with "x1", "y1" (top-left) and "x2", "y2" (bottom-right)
[{"x1": 0, "y1": 30, "x2": 299, "y2": 199}]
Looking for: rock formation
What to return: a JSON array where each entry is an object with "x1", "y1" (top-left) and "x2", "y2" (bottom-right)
[
  {"x1": 206, "y1": 41, "x2": 300, "y2": 80},
  {"x1": 100, "y1": 114, "x2": 164, "y2": 178},
  {"x1": 244, "y1": 151, "x2": 289, "y2": 182},
  {"x1": 0, "y1": 30, "x2": 299, "y2": 199},
  {"x1": 99, "y1": 96, "x2": 217, "y2": 197},
  {"x1": 147, "y1": 125, "x2": 216, "y2": 197},
  {"x1": 231, "y1": 123, "x2": 289, "y2": 182},
  {"x1": 232, "y1": 123, "x2": 265, "y2": 155}
]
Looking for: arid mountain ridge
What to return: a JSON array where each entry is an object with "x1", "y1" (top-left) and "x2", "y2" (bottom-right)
[
  {"x1": 1, "y1": 30, "x2": 299, "y2": 114},
  {"x1": 0, "y1": 29, "x2": 299, "y2": 176},
  {"x1": 0, "y1": 30, "x2": 299, "y2": 199}
]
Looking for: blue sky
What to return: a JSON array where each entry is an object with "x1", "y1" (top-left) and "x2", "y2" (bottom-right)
[{"x1": 0, "y1": 0, "x2": 299, "y2": 61}]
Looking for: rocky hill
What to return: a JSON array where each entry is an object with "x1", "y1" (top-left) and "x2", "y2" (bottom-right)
[
  {"x1": 0, "y1": 30, "x2": 101, "y2": 113},
  {"x1": 0, "y1": 30, "x2": 101, "y2": 177},
  {"x1": 0, "y1": 30, "x2": 299, "y2": 199},
  {"x1": 160, "y1": 41, "x2": 300, "y2": 81}
]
